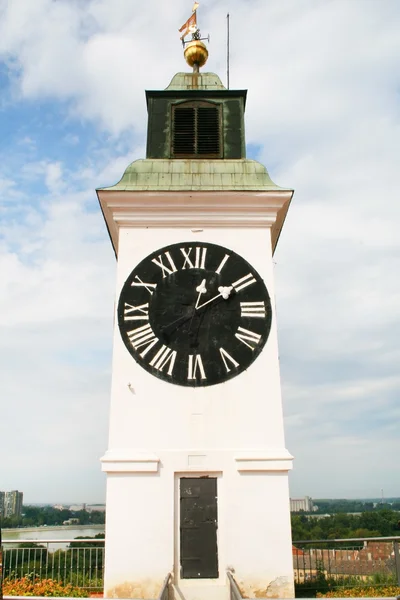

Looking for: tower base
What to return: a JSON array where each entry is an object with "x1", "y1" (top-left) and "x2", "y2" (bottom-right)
[{"x1": 102, "y1": 448, "x2": 294, "y2": 599}]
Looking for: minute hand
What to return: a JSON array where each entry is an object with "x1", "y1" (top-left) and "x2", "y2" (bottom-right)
[{"x1": 195, "y1": 286, "x2": 233, "y2": 310}]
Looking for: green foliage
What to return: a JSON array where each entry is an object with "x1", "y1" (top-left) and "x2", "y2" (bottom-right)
[
  {"x1": 292, "y1": 509, "x2": 400, "y2": 541},
  {"x1": 69, "y1": 533, "x2": 105, "y2": 548},
  {"x1": 2, "y1": 536, "x2": 104, "y2": 591},
  {"x1": 292, "y1": 511, "x2": 400, "y2": 597},
  {"x1": 2, "y1": 505, "x2": 105, "y2": 528},
  {"x1": 313, "y1": 498, "x2": 400, "y2": 515},
  {"x1": 317, "y1": 585, "x2": 400, "y2": 597}
]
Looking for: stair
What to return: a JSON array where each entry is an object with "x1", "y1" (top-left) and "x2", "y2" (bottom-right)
[{"x1": 172, "y1": 582, "x2": 230, "y2": 600}]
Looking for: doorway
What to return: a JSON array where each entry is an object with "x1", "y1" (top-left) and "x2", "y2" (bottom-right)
[{"x1": 180, "y1": 477, "x2": 219, "y2": 579}]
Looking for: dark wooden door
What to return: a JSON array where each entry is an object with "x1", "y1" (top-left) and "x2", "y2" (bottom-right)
[{"x1": 180, "y1": 477, "x2": 218, "y2": 579}]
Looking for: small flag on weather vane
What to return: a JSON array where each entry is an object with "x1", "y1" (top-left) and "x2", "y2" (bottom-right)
[{"x1": 179, "y1": 3, "x2": 199, "y2": 40}]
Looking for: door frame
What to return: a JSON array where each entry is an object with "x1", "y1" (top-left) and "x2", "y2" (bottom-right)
[{"x1": 174, "y1": 471, "x2": 225, "y2": 585}]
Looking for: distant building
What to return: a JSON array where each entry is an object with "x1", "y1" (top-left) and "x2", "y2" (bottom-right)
[
  {"x1": 1, "y1": 490, "x2": 23, "y2": 518},
  {"x1": 63, "y1": 518, "x2": 80, "y2": 525},
  {"x1": 86, "y1": 504, "x2": 106, "y2": 513},
  {"x1": 69, "y1": 504, "x2": 85, "y2": 511},
  {"x1": 290, "y1": 496, "x2": 314, "y2": 512},
  {"x1": 293, "y1": 540, "x2": 396, "y2": 582}
]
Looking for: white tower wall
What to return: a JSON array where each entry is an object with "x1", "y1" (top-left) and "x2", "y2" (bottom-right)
[{"x1": 99, "y1": 215, "x2": 294, "y2": 599}]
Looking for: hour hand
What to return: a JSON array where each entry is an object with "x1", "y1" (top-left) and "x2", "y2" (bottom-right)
[{"x1": 195, "y1": 278, "x2": 207, "y2": 309}]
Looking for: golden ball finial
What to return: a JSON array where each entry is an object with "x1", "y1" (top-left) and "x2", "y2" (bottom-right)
[{"x1": 184, "y1": 40, "x2": 208, "y2": 69}]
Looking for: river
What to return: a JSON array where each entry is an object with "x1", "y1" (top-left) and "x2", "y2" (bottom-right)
[{"x1": 1, "y1": 524, "x2": 105, "y2": 549}]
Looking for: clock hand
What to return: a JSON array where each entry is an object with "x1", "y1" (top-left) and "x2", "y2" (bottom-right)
[
  {"x1": 163, "y1": 279, "x2": 207, "y2": 338},
  {"x1": 162, "y1": 285, "x2": 233, "y2": 341},
  {"x1": 160, "y1": 300, "x2": 215, "y2": 342},
  {"x1": 195, "y1": 286, "x2": 233, "y2": 310},
  {"x1": 190, "y1": 287, "x2": 234, "y2": 347},
  {"x1": 194, "y1": 278, "x2": 207, "y2": 309},
  {"x1": 189, "y1": 306, "x2": 207, "y2": 349},
  {"x1": 161, "y1": 312, "x2": 194, "y2": 339},
  {"x1": 161, "y1": 279, "x2": 206, "y2": 337}
]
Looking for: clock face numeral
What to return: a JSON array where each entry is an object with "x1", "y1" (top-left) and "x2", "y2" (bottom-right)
[
  {"x1": 219, "y1": 347, "x2": 239, "y2": 373},
  {"x1": 152, "y1": 251, "x2": 178, "y2": 278},
  {"x1": 188, "y1": 354, "x2": 206, "y2": 380},
  {"x1": 240, "y1": 301, "x2": 266, "y2": 318},
  {"x1": 180, "y1": 246, "x2": 207, "y2": 269},
  {"x1": 149, "y1": 345, "x2": 177, "y2": 376},
  {"x1": 235, "y1": 326, "x2": 262, "y2": 350},
  {"x1": 127, "y1": 324, "x2": 158, "y2": 357},
  {"x1": 131, "y1": 275, "x2": 157, "y2": 295},
  {"x1": 118, "y1": 241, "x2": 272, "y2": 387},
  {"x1": 232, "y1": 273, "x2": 257, "y2": 292},
  {"x1": 124, "y1": 302, "x2": 149, "y2": 321},
  {"x1": 215, "y1": 253, "x2": 230, "y2": 274}
]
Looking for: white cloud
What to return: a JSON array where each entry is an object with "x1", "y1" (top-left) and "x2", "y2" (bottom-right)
[
  {"x1": 0, "y1": 165, "x2": 115, "y2": 501},
  {"x1": 44, "y1": 162, "x2": 64, "y2": 193},
  {"x1": 0, "y1": 176, "x2": 19, "y2": 200},
  {"x1": 0, "y1": 0, "x2": 400, "y2": 502},
  {"x1": 0, "y1": 0, "x2": 193, "y2": 134}
]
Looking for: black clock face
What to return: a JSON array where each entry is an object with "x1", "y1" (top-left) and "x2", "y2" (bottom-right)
[{"x1": 117, "y1": 241, "x2": 272, "y2": 387}]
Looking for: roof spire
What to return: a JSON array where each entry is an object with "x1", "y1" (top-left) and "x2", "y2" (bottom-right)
[{"x1": 179, "y1": 3, "x2": 209, "y2": 72}]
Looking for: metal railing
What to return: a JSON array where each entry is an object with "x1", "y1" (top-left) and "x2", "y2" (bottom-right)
[
  {"x1": 1, "y1": 539, "x2": 104, "y2": 593},
  {"x1": 2, "y1": 535, "x2": 400, "y2": 597},
  {"x1": 227, "y1": 570, "x2": 243, "y2": 600},
  {"x1": 1, "y1": 537, "x2": 171, "y2": 599},
  {"x1": 293, "y1": 536, "x2": 400, "y2": 595},
  {"x1": 157, "y1": 573, "x2": 171, "y2": 600}
]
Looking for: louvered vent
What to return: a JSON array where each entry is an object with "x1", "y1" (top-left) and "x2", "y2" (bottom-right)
[
  {"x1": 173, "y1": 108, "x2": 196, "y2": 155},
  {"x1": 172, "y1": 103, "x2": 222, "y2": 158}
]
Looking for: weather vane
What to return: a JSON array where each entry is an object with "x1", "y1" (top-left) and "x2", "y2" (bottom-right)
[{"x1": 179, "y1": 2, "x2": 210, "y2": 71}]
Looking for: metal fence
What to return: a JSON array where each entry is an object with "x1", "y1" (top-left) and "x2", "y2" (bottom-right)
[
  {"x1": 293, "y1": 536, "x2": 400, "y2": 595},
  {"x1": 1, "y1": 539, "x2": 104, "y2": 593},
  {"x1": 2, "y1": 536, "x2": 400, "y2": 597}
]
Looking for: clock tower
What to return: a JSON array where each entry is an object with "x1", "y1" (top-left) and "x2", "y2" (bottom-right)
[{"x1": 97, "y1": 27, "x2": 294, "y2": 600}]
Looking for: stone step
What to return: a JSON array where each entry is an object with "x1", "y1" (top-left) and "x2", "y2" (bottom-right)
[{"x1": 172, "y1": 582, "x2": 230, "y2": 600}]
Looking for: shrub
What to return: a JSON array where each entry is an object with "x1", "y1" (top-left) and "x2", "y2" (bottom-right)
[
  {"x1": 317, "y1": 585, "x2": 400, "y2": 598},
  {"x1": 3, "y1": 576, "x2": 89, "y2": 597}
]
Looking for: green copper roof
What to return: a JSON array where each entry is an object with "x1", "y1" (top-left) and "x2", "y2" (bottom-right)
[
  {"x1": 165, "y1": 72, "x2": 226, "y2": 90},
  {"x1": 99, "y1": 159, "x2": 291, "y2": 192}
]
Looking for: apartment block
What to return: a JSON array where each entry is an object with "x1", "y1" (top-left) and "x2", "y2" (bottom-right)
[
  {"x1": 1, "y1": 490, "x2": 23, "y2": 518},
  {"x1": 290, "y1": 496, "x2": 314, "y2": 512}
]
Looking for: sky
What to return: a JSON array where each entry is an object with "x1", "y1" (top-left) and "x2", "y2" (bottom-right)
[{"x1": 0, "y1": 0, "x2": 399, "y2": 505}]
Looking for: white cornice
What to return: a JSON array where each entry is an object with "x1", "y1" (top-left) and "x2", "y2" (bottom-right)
[
  {"x1": 97, "y1": 190, "x2": 293, "y2": 257},
  {"x1": 235, "y1": 449, "x2": 294, "y2": 472},
  {"x1": 100, "y1": 450, "x2": 160, "y2": 473}
]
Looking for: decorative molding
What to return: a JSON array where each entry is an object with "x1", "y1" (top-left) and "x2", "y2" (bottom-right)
[
  {"x1": 235, "y1": 450, "x2": 294, "y2": 472},
  {"x1": 187, "y1": 454, "x2": 207, "y2": 466},
  {"x1": 97, "y1": 190, "x2": 293, "y2": 257},
  {"x1": 100, "y1": 450, "x2": 160, "y2": 474}
]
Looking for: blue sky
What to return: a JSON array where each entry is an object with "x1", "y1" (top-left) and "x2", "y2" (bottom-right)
[{"x1": 0, "y1": 0, "x2": 400, "y2": 504}]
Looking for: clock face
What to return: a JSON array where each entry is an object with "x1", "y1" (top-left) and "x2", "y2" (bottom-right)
[{"x1": 117, "y1": 241, "x2": 272, "y2": 387}]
